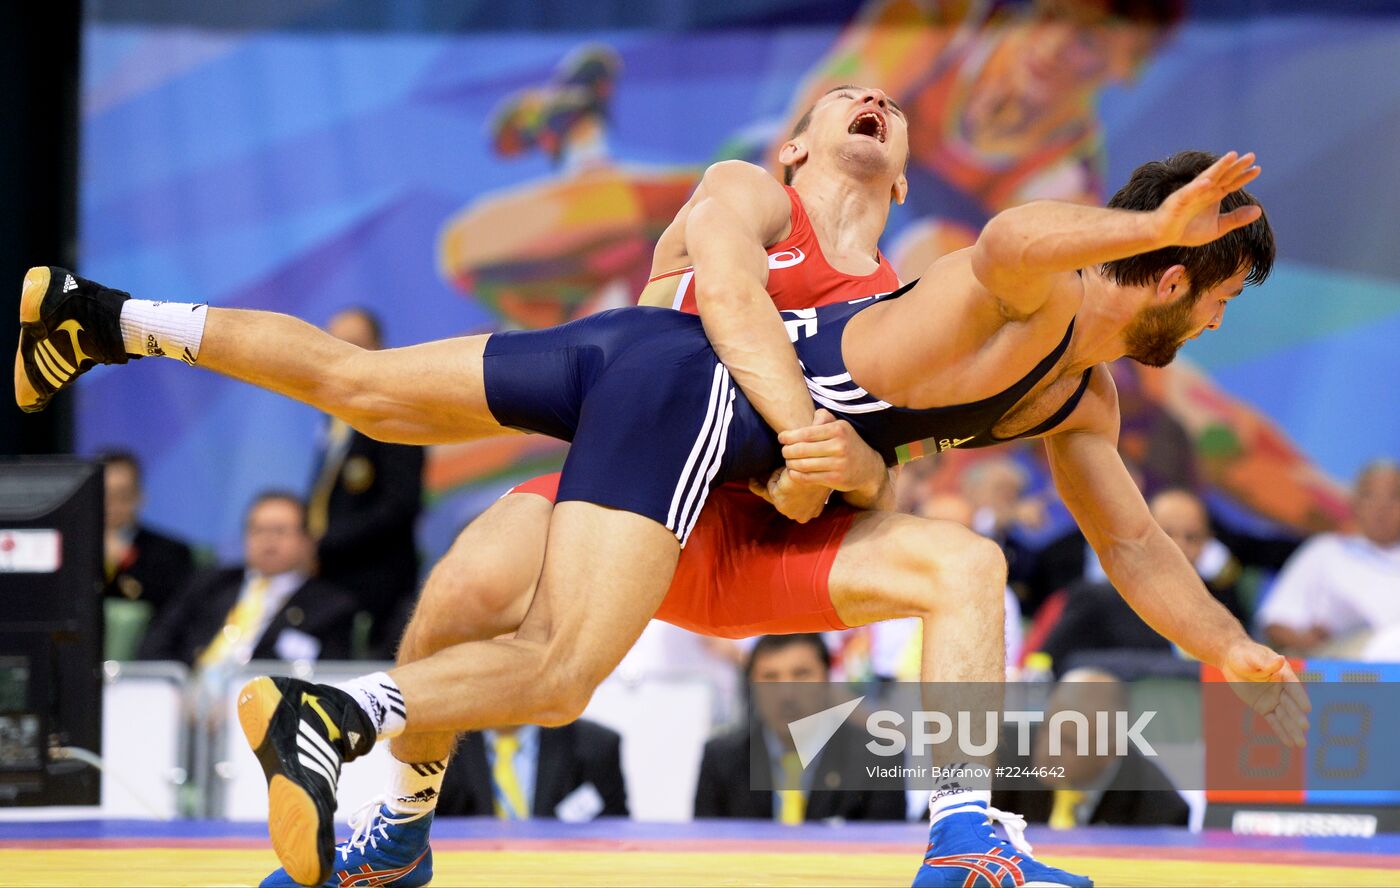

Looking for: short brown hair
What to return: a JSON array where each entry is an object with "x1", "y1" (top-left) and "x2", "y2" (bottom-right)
[
  {"x1": 99, "y1": 449, "x2": 142, "y2": 487},
  {"x1": 1102, "y1": 150, "x2": 1274, "y2": 296},
  {"x1": 245, "y1": 490, "x2": 308, "y2": 531}
]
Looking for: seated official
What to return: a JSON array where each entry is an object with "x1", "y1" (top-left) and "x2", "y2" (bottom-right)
[
  {"x1": 992, "y1": 669, "x2": 1188, "y2": 828},
  {"x1": 694, "y1": 634, "x2": 906, "y2": 824},
  {"x1": 1259, "y1": 460, "x2": 1400, "y2": 659},
  {"x1": 436, "y1": 720, "x2": 627, "y2": 820},
  {"x1": 139, "y1": 492, "x2": 356, "y2": 667},
  {"x1": 100, "y1": 451, "x2": 194, "y2": 634}
]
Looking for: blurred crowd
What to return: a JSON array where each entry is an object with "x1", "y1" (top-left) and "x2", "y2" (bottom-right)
[{"x1": 97, "y1": 308, "x2": 1400, "y2": 828}]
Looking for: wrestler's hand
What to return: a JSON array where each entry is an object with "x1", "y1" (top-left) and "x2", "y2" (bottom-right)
[
  {"x1": 1221, "y1": 640, "x2": 1311, "y2": 748},
  {"x1": 749, "y1": 467, "x2": 828, "y2": 524},
  {"x1": 1152, "y1": 150, "x2": 1264, "y2": 247},
  {"x1": 779, "y1": 409, "x2": 887, "y2": 496}
]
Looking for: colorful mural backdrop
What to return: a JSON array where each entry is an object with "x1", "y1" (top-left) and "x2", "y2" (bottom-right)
[{"x1": 78, "y1": 1, "x2": 1400, "y2": 560}]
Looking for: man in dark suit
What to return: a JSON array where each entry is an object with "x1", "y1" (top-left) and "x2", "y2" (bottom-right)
[
  {"x1": 140, "y1": 492, "x2": 356, "y2": 667},
  {"x1": 436, "y1": 720, "x2": 628, "y2": 820},
  {"x1": 308, "y1": 308, "x2": 424, "y2": 656},
  {"x1": 694, "y1": 634, "x2": 906, "y2": 823},
  {"x1": 100, "y1": 451, "x2": 194, "y2": 648},
  {"x1": 992, "y1": 668, "x2": 1188, "y2": 828}
]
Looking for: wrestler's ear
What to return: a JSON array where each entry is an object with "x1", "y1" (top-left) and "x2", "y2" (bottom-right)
[
  {"x1": 891, "y1": 171, "x2": 908, "y2": 206},
  {"x1": 1154, "y1": 264, "x2": 1188, "y2": 303},
  {"x1": 779, "y1": 139, "x2": 809, "y2": 171}
]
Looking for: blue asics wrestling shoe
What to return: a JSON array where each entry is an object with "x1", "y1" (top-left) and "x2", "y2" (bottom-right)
[
  {"x1": 238, "y1": 677, "x2": 377, "y2": 886},
  {"x1": 260, "y1": 798, "x2": 434, "y2": 888},
  {"x1": 914, "y1": 801, "x2": 1092, "y2": 887},
  {"x1": 14, "y1": 266, "x2": 133, "y2": 412}
]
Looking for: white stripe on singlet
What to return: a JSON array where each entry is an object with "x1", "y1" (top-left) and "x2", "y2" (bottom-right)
[
  {"x1": 665, "y1": 364, "x2": 728, "y2": 534},
  {"x1": 670, "y1": 271, "x2": 695, "y2": 311},
  {"x1": 679, "y1": 377, "x2": 736, "y2": 545}
]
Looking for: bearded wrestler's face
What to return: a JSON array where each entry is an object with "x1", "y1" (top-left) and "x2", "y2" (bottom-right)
[{"x1": 1125, "y1": 265, "x2": 1248, "y2": 368}]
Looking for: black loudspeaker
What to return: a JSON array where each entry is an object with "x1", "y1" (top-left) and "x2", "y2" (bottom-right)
[{"x1": 0, "y1": 458, "x2": 103, "y2": 805}]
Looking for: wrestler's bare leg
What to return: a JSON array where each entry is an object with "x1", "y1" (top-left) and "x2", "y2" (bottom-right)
[
  {"x1": 198, "y1": 308, "x2": 511, "y2": 445},
  {"x1": 390, "y1": 505, "x2": 1004, "y2": 755},
  {"x1": 388, "y1": 491, "x2": 551, "y2": 764},
  {"x1": 827, "y1": 510, "x2": 1006, "y2": 800},
  {"x1": 388, "y1": 501, "x2": 678, "y2": 732},
  {"x1": 828, "y1": 510, "x2": 1006, "y2": 682}
]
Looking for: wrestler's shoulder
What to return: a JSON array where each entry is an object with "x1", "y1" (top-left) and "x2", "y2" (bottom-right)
[{"x1": 1045, "y1": 362, "x2": 1120, "y2": 440}]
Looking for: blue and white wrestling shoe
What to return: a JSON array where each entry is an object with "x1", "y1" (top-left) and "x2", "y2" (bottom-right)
[
  {"x1": 261, "y1": 798, "x2": 433, "y2": 888},
  {"x1": 914, "y1": 801, "x2": 1092, "y2": 887}
]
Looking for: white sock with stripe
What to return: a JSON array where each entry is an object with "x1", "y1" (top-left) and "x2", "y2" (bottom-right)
[
  {"x1": 929, "y1": 762, "x2": 991, "y2": 825},
  {"x1": 386, "y1": 757, "x2": 447, "y2": 815},
  {"x1": 119, "y1": 299, "x2": 208, "y2": 363},
  {"x1": 335, "y1": 671, "x2": 408, "y2": 740},
  {"x1": 929, "y1": 788, "x2": 992, "y2": 824}
]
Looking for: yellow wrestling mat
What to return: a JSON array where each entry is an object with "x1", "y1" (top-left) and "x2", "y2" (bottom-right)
[
  {"x1": 7, "y1": 819, "x2": 1400, "y2": 887},
  {"x1": 7, "y1": 848, "x2": 1400, "y2": 887}
]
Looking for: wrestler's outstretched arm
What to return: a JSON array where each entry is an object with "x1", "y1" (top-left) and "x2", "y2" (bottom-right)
[
  {"x1": 972, "y1": 151, "x2": 1263, "y2": 315},
  {"x1": 1044, "y1": 369, "x2": 1310, "y2": 746}
]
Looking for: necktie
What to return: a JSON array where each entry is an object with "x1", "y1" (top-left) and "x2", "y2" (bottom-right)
[
  {"x1": 1049, "y1": 789, "x2": 1084, "y2": 830},
  {"x1": 197, "y1": 576, "x2": 270, "y2": 669},
  {"x1": 492, "y1": 733, "x2": 529, "y2": 820},
  {"x1": 307, "y1": 418, "x2": 352, "y2": 539},
  {"x1": 778, "y1": 750, "x2": 806, "y2": 825}
]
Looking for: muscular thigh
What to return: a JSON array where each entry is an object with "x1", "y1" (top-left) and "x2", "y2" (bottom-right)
[
  {"x1": 346, "y1": 334, "x2": 521, "y2": 445},
  {"x1": 403, "y1": 490, "x2": 551, "y2": 654},
  {"x1": 827, "y1": 510, "x2": 981, "y2": 627},
  {"x1": 515, "y1": 501, "x2": 680, "y2": 687}
]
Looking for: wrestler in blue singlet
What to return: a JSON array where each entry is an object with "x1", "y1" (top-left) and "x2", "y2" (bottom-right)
[{"x1": 483, "y1": 281, "x2": 1091, "y2": 544}]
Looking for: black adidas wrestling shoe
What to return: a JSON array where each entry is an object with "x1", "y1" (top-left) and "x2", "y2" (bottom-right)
[
  {"x1": 15, "y1": 266, "x2": 133, "y2": 412},
  {"x1": 238, "y1": 676, "x2": 377, "y2": 887}
]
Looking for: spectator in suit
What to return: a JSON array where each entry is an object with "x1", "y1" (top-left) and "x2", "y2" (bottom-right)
[
  {"x1": 694, "y1": 634, "x2": 906, "y2": 824},
  {"x1": 992, "y1": 668, "x2": 1188, "y2": 828},
  {"x1": 309, "y1": 308, "x2": 425, "y2": 657},
  {"x1": 436, "y1": 720, "x2": 628, "y2": 820},
  {"x1": 1260, "y1": 459, "x2": 1400, "y2": 659},
  {"x1": 1039, "y1": 489, "x2": 1249, "y2": 674},
  {"x1": 139, "y1": 492, "x2": 356, "y2": 667},
  {"x1": 100, "y1": 450, "x2": 194, "y2": 626}
]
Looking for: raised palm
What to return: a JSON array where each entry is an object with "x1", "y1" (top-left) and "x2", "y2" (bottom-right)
[{"x1": 1154, "y1": 151, "x2": 1264, "y2": 247}]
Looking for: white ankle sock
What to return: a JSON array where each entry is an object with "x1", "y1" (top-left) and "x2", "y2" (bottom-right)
[
  {"x1": 336, "y1": 671, "x2": 408, "y2": 740},
  {"x1": 119, "y1": 299, "x2": 208, "y2": 363},
  {"x1": 929, "y1": 762, "x2": 991, "y2": 824},
  {"x1": 386, "y1": 757, "x2": 448, "y2": 815},
  {"x1": 929, "y1": 788, "x2": 992, "y2": 824}
]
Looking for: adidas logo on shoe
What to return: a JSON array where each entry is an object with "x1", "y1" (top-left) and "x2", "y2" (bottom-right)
[{"x1": 63, "y1": 274, "x2": 77, "y2": 293}]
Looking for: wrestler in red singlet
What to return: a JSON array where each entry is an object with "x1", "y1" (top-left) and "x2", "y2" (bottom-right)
[{"x1": 511, "y1": 185, "x2": 900, "y2": 637}]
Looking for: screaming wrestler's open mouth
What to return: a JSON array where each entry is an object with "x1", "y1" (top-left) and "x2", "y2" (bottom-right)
[{"x1": 848, "y1": 109, "x2": 887, "y2": 143}]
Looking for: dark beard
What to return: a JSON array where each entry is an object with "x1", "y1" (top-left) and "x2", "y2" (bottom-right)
[{"x1": 1124, "y1": 291, "x2": 1198, "y2": 368}]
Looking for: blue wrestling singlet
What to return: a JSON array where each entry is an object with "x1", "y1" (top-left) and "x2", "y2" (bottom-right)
[{"x1": 482, "y1": 282, "x2": 1091, "y2": 543}]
